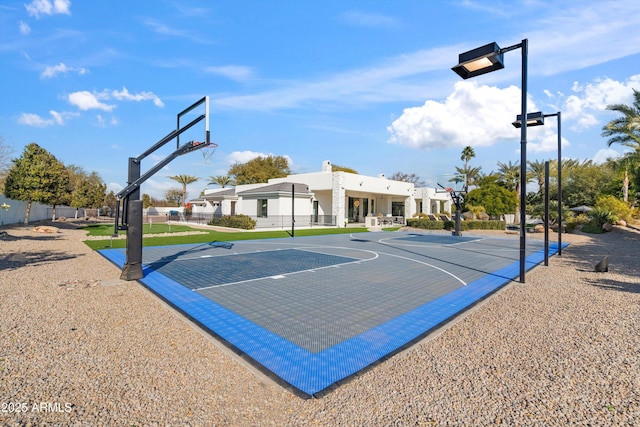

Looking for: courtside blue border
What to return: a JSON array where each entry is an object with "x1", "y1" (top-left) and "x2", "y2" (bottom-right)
[{"x1": 99, "y1": 240, "x2": 565, "y2": 397}]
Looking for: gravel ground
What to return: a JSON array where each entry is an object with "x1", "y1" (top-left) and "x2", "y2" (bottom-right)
[{"x1": 0, "y1": 222, "x2": 638, "y2": 426}]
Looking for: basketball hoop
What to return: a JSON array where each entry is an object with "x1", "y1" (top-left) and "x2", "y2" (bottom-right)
[
  {"x1": 201, "y1": 144, "x2": 217, "y2": 164},
  {"x1": 445, "y1": 187, "x2": 453, "y2": 193}
]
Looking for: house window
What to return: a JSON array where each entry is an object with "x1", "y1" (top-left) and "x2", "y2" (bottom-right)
[
  {"x1": 258, "y1": 199, "x2": 268, "y2": 217},
  {"x1": 391, "y1": 201, "x2": 405, "y2": 217}
]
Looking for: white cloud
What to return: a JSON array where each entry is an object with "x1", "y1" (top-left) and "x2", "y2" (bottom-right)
[
  {"x1": 68, "y1": 90, "x2": 115, "y2": 111},
  {"x1": 557, "y1": 74, "x2": 640, "y2": 131},
  {"x1": 227, "y1": 151, "x2": 293, "y2": 166},
  {"x1": 213, "y1": 45, "x2": 457, "y2": 111},
  {"x1": 387, "y1": 80, "x2": 538, "y2": 150},
  {"x1": 112, "y1": 86, "x2": 164, "y2": 107},
  {"x1": 18, "y1": 112, "x2": 53, "y2": 127},
  {"x1": 228, "y1": 151, "x2": 268, "y2": 164},
  {"x1": 40, "y1": 62, "x2": 88, "y2": 79},
  {"x1": 204, "y1": 65, "x2": 254, "y2": 82},
  {"x1": 17, "y1": 109, "x2": 77, "y2": 126},
  {"x1": 593, "y1": 148, "x2": 624, "y2": 164},
  {"x1": 19, "y1": 21, "x2": 31, "y2": 35},
  {"x1": 107, "y1": 182, "x2": 123, "y2": 195},
  {"x1": 25, "y1": 0, "x2": 71, "y2": 18}
]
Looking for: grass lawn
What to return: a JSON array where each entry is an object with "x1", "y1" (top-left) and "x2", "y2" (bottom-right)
[
  {"x1": 82, "y1": 224, "x2": 374, "y2": 251},
  {"x1": 83, "y1": 223, "x2": 196, "y2": 236}
]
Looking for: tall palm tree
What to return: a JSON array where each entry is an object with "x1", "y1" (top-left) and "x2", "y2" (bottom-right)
[
  {"x1": 208, "y1": 175, "x2": 236, "y2": 188},
  {"x1": 527, "y1": 159, "x2": 548, "y2": 194},
  {"x1": 605, "y1": 152, "x2": 639, "y2": 202},
  {"x1": 497, "y1": 161, "x2": 522, "y2": 224},
  {"x1": 602, "y1": 89, "x2": 640, "y2": 202},
  {"x1": 168, "y1": 174, "x2": 199, "y2": 207},
  {"x1": 460, "y1": 146, "x2": 476, "y2": 192}
]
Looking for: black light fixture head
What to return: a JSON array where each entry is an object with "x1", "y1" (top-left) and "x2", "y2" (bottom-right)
[
  {"x1": 452, "y1": 42, "x2": 504, "y2": 79},
  {"x1": 512, "y1": 111, "x2": 545, "y2": 128}
]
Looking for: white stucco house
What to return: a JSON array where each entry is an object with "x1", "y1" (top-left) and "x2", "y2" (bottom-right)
[{"x1": 190, "y1": 161, "x2": 452, "y2": 228}]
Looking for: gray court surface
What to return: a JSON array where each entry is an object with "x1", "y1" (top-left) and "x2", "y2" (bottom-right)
[{"x1": 99, "y1": 230, "x2": 556, "y2": 397}]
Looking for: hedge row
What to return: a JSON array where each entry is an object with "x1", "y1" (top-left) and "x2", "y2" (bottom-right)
[
  {"x1": 208, "y1": 214, "x2": 256, "y2": 230},
  {"x1": 406, "y1": 218, "x2": 506, "y2": 231}
]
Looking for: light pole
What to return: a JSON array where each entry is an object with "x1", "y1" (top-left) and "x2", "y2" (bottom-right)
[
  {"x1": 453, "y1": 39, "x2": 529, "y2": 283},
  {"x1": 513, "y1": 111, "x2": 562, "y2": 255}
]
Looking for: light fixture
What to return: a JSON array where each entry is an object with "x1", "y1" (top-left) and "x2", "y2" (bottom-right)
[
  {"x1": 453, "y1": 39, "x2": 529, "y2": 283},
  {"x1": 513, "y1": 111, "x2": 563, "y2": 257},
  {"x1": 452, "y1": 42, "x2": 504, "y2": 79},
  {"x1": 512, "y1": 111, "x2": 544, "y2": 128}
]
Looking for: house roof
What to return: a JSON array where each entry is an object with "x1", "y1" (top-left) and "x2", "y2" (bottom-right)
[
  {"x1": 202, "y1": 188, "x2": 237, "y2": 200},
  {"x1": 237, "y1": 182, "x2": 311, "y2": 197}
]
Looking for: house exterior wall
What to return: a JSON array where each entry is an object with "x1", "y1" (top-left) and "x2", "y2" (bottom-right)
[
  {"x1": 189, "y1": 161, "x2": 445, "y2": 228},
  {"x1": 414, "y1": 187, "x2": 453, "y2": 215}
]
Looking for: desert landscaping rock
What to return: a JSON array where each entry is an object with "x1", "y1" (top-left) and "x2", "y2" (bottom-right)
[{"x1": 0, "y1": 221, "x2": 638, "y2": 425}]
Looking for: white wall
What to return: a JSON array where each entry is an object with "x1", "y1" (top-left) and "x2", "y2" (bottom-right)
[{"x1": 0, "y1": 194, "x2": 63, "y2": 225}]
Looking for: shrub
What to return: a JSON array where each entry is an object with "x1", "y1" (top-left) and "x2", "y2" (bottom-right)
[
  {"x1": 443, "y1": 220, "x2": 506, "y2": 231},
  {"x1": 407, "y1": 218, "x2": 506, "y2": 231},
  {"x1": 564, "y1": 213, "x2": 590, "y2": 232},
  {"x1": 581, "y1": 222, "x2": 604, "y2": 234},
  {"x1": 594, "y1": 195, "x2": 633, "y2": 223},
  {"x1": 406, "y1": 218, "x2": 444, "y2": 230},
  {"x1": 208, "y1": 214, "x2": 256, "y2": 230},
  {"x1": 588, "y1": 207, "x2": 616, "y2": 227}
]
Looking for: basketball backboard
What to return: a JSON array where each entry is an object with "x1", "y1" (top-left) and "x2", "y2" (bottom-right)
[
  {"x1": 177, "y1": 96, "x2": 210, "y2": 149},
  {"x1": 435, "y1": 173, "x2": 466, "y2": 194}
]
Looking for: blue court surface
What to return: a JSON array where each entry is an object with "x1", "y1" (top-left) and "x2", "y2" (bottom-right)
[{"x1": 99, "y1": 231, "x2": 565, "y2": 398}]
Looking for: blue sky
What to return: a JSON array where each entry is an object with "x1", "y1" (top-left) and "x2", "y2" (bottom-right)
[{"x1": 1, "y1": 0, "x2": 640, "y2": 200}]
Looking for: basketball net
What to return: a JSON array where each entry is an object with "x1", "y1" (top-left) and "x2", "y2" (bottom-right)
[{"x1": 201, "y1": 143, "x2": 217, "y2": 165}]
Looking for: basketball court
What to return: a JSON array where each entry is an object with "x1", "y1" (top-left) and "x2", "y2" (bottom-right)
[{"x1": 99, "y1": 231, "x2": 564, "y2": 398}]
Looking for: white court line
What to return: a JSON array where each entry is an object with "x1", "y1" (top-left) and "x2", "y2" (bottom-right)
[
  {"x1": 192, "y1": 247, "x2": 379, "y2": 291},
  {"x1": 376, "y1": 250, "x2": 467, "y2": 286},
  {"x1": 377, "y1": 235, "x2": 517, "y2": 254}
]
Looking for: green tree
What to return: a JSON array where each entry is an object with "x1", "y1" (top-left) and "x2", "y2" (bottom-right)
[
  {"x1": 602, "y1": 89, "x2": 640, "y2": 151},
  {"x1": 141, "y1": 193, "x2": 153, "y2": 209},
  {"x1": 168, "y1": 174, "x2": 199, "y2": 207},
  {"x1": 605, "y1": 152, "x2": 640, "y2": 203},
  {"x1": 465, "y1": 184, "x2": 517, "y2": 218},
  {"x1": 527, "y1": 159, "x2": 548, "y2": 194},
  {"x1": 497, "y1": 160, "x2": 523, "y2": 223},
  {"x1": 389, "y1": 172, "x2": 425, "y2": 186},
  {"x1": 3, "y1": 143, "x2": 69, "y2": 224},
  {"x1": 454, "y1": 165, "x2": 482, "y2": 193},
  {"x1": 67, "y1": 166, "x2": 107, "y2": 217},
  {"x1": 103, "y1": 190, "x2": 118, "y2": 216},
  {"x1": 562, "y1": 159, "x2": 615, "y2": 208},
  {"x1": 602, "y1": 89, "x2": 640, "y2": 203},
  {"x1": 165, "y1": 188, "x2": 183, "y2": 206},
  {"x1": 208, "y1": 175, "x2": 236, "y2": 188},
  {"x1": 331, "y1": 164, "x2": 359, "y2": 174},
  {"x1": 459, "y1": 146, "x2": 476, "y2": 192},
  {"x1": 229, "y1": 155, "x2": 291, "y2": 185},
  {"x1": 0, "y1": 137, "x2": 13, "y2": 189}
]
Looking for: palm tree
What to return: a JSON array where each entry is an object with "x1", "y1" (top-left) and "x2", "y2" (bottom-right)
[
  {"x1": 454, "y1": 165, "x2": 482, "y2": 192},
  {"x1": 168, "y1": 174, "x2": 199, "y2": 207},
  {"x1": 208, "y1": 175, "x2": 236, "y2": 188},
  {"x1": 460, "y1": 146, "x2": 476, "y2": 192},
  {"x1": 602, "y1": 89, "x2": 640, "y2": 202},
  {"x1": 527, "y1": 159, "x2": 548, "y2": 194},
  {"x1": 605, "y1": 152, "x2": 639, "y2": 202},
  {"x1": 602, "y1": 89, "x2": 640, "y2": 151},
  {"x1": 497, "y1": 161, "x2": 522, "y2": 223}
]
